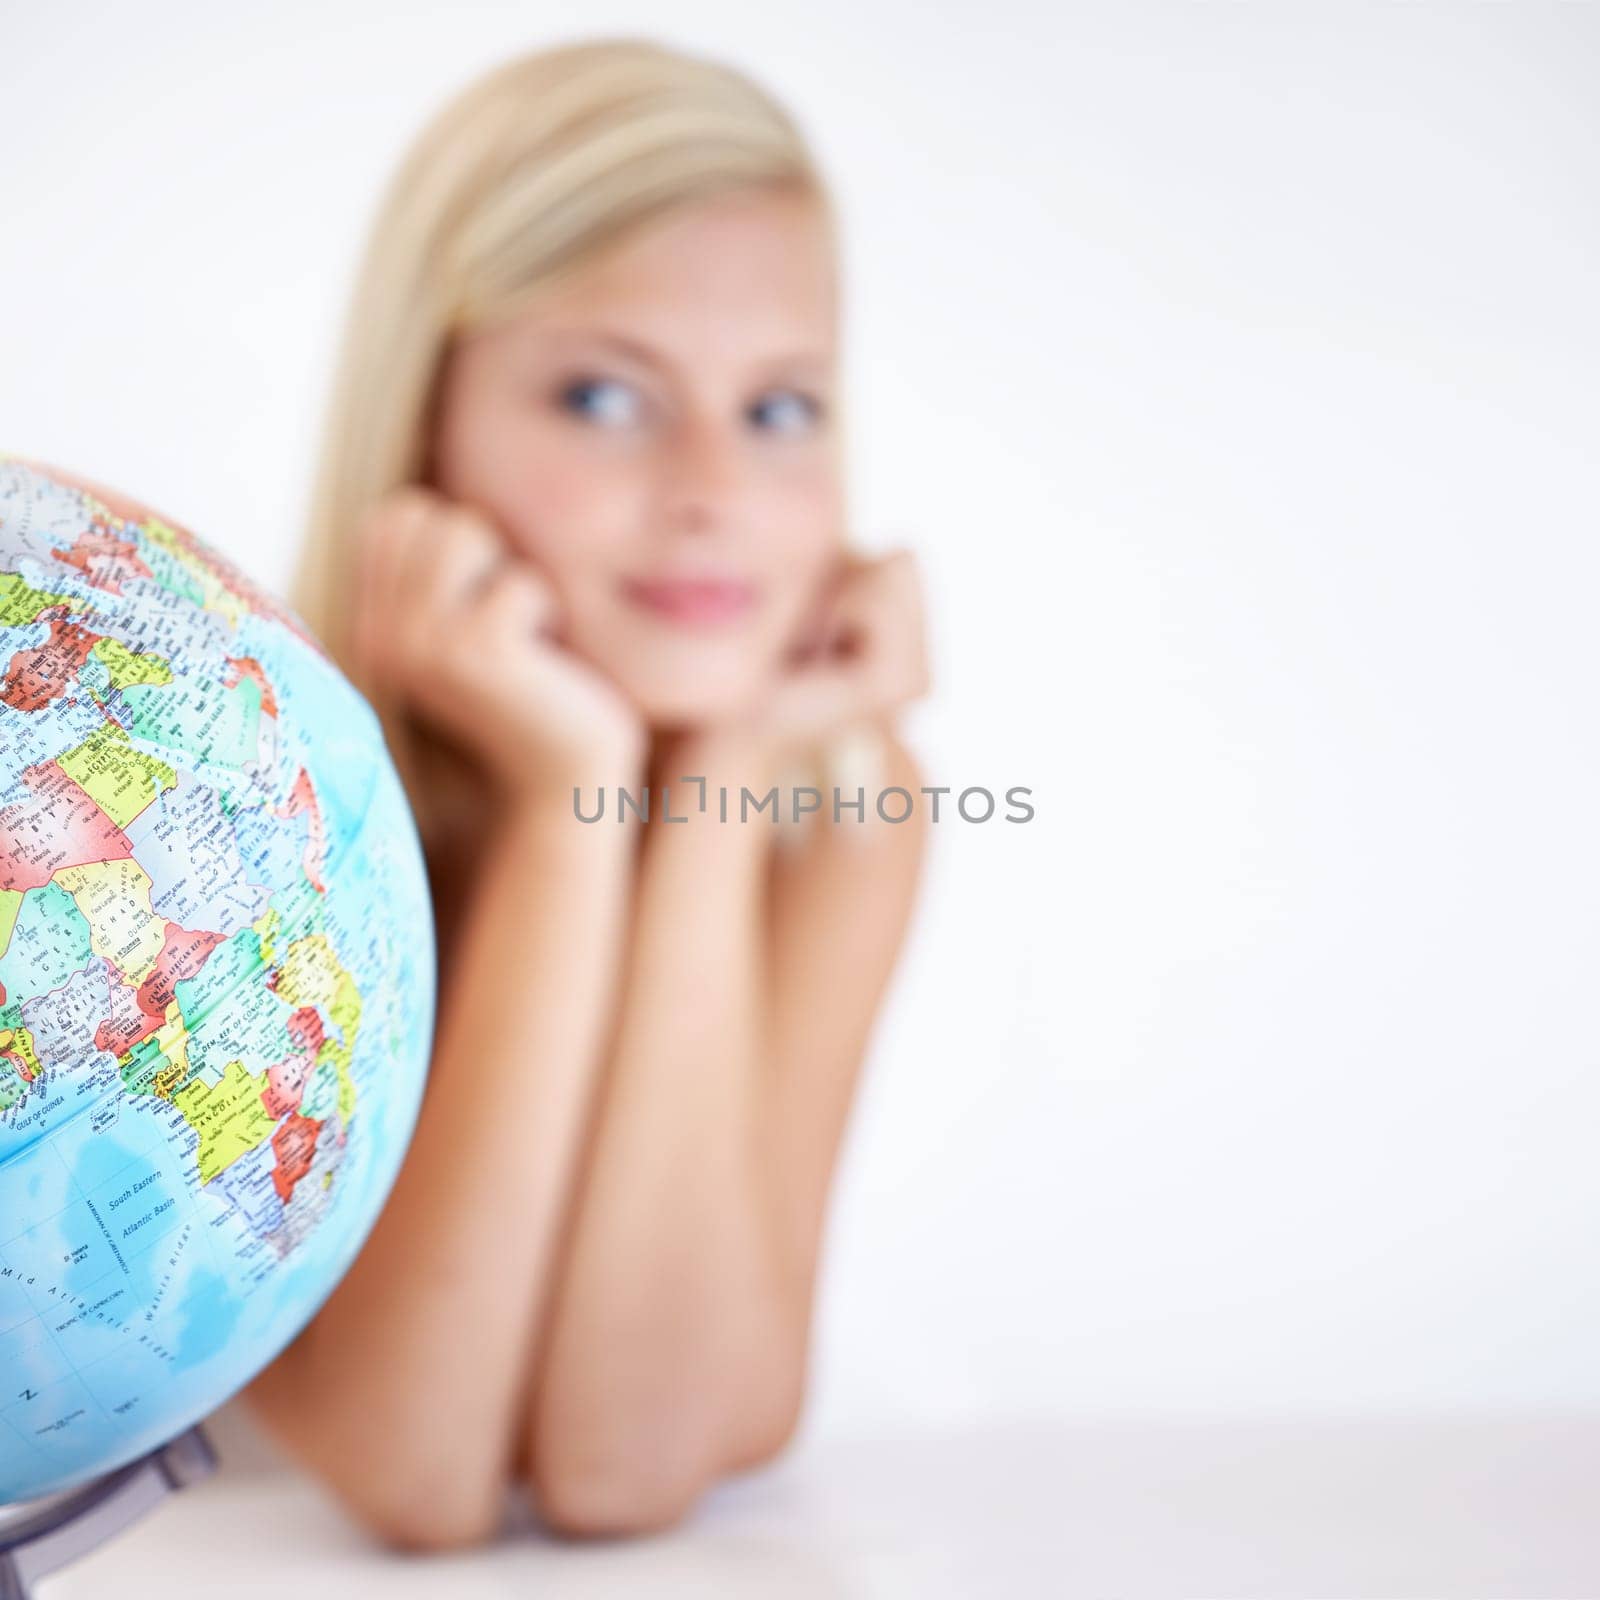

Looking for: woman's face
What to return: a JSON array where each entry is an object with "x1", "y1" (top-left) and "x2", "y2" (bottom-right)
[{"x1": 427, "y1": 185, "x2": 844, "y2": 729}]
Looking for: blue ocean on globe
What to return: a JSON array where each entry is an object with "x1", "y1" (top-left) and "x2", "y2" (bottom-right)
[{"x1": 0, "y1": 457, "x2": 436, "y2": 1503}]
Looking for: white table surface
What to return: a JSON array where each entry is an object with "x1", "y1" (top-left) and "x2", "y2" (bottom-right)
[{"x1": 29, "y1": 1412, "x2": 1600, "y2": 1599}]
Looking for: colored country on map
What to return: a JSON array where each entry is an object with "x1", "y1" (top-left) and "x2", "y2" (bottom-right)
[
  {"x1": 57, "y1": 721, "x2": 178, "y2": 829},
  {"x1": 119, "y1": 671, "x2": 262, "y2": 773},
  {"x1": 0, "y1": 760, "x2": 135, "y2": 893},
  {"x1": 90, "y1": 635, "x2": 174, "y2": 691},
  {"x1": 0, "y1": 569, "x2": 87, "y2": 627},
  {"x1": 173, "y1": 1057, "x2": 276, "y2": 1183}
]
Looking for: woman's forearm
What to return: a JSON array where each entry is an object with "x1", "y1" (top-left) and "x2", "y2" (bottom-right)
[
  {"x1": 526, "y1": 742, "x2": 801, "y2": 1526},
  {"x1": 244, "y1": 796, "x2": 635, "y2": 1546}
]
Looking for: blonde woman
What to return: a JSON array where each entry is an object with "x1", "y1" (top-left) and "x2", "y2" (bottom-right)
[{"x1": 243, "y1": 37, "x2": 932, "y2": 1549}]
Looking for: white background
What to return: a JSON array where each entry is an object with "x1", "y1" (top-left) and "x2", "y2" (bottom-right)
[{"x1": 5, "y1": 1, "x2": 1598, "y2": 1444}]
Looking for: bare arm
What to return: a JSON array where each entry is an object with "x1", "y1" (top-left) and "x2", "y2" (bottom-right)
[
  {"x1": 240, "y1": 485, "x2": 651, "y2": 1547},
  {"x1": 525, "y1": 727, "x2": 930, "y2": 1537},
  {"x1": 761, "y1": 731, "x2": 930, "y2": 1329}
]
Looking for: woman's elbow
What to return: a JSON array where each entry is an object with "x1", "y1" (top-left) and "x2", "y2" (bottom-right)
[
  {"x1": 531, "y1": 1460, "x2": 707, "y2": 1542},
  {"x1": 527, "y1": 1412, "x2": 722, "y2": 1540},
  {"x1": 242, "y1": 1378, "x2": 505, "y2": 1553},
  {"x1": 723, "y1": 1376, "x2": 806, "y2": 1475},
  {"x1": 528, "y1": 1374, "x2": 806, "y2": 1539},
  {"x1": 346, "y1": 1476, "x2": 506, "y2": 1554},
  {"x1": 285, "y1": 1441, "x2": 508, "y2": 1553}
]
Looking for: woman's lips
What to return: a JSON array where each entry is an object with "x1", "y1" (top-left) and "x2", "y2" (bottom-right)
[{"x1": 620, "y1": 575, "x2": 759, "y2": 625}]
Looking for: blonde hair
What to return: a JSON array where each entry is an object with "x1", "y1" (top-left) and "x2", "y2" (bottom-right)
[{"x1": 288, "y1": 37, "x2": 856, "y2": 851}]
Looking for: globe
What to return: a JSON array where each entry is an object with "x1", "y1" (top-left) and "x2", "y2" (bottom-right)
[{"x1": 0, "y1": 457, "x2": 436, "y2": 1504}]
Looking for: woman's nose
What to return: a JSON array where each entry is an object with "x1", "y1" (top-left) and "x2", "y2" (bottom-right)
[{"x1": 662, "y1": 413, "x2": 745, "y2": 535}]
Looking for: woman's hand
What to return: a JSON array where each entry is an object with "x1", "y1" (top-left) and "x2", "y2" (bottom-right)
[
  {"x1": 743, "y1": 546, "x2": 932, "y2": 761},
  {"x1": 350, "y1": 485, "x2": 646, "y2": 801}
]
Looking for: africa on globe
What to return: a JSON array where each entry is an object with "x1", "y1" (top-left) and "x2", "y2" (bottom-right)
[{"x1": 0, "y1": 457, "x2": 436, "y2": 1504}]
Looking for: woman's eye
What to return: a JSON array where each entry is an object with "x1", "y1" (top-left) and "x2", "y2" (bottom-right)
[
  {"x1": 557, "y1": 376, "x2": 644, "y2": 427},
  {"x1": 747, "y1": 389, "x2": 822, "y2": 435}
]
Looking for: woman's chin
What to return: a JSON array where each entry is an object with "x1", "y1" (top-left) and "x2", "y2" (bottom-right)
[{"x1": 628, "y1": 677, "x2": 768, "y2": 734}]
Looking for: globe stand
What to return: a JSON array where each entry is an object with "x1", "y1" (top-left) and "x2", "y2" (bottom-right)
[{"x1": 0, "y1": 1426, "x2": 216, "y2": 1600}]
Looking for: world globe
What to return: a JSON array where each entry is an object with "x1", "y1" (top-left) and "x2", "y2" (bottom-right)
[{"x1": 0, "y1": 457, "x2": 436, "y2": 1504}]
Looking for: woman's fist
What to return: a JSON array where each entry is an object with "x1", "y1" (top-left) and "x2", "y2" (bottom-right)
[
  {"x1": 754, "y1": 546, "x2": 932, "y2": 755},
  {"x1": 349, "y1": 486, "x2": 645, "y2": 799}
]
